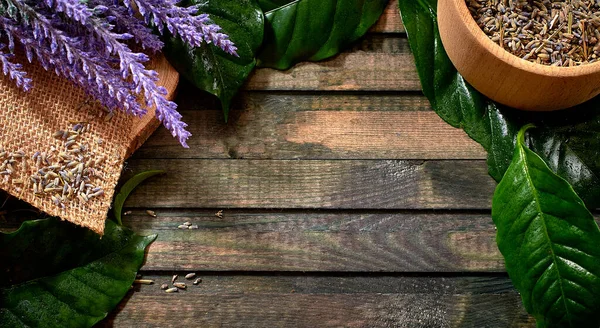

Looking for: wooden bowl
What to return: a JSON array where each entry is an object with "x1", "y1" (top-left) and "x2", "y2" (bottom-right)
[{"x1": 437, "y1": 0, "x2": 600, "y2": 111}]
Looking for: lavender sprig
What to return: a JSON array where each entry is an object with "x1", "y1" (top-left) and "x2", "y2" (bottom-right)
[
  {"x1": 125, "y1": 0, "x2": 238, "y2": 56},
  {"x1": 0, "y1": 44, "x2": 32, "y2": 91},
  {"x1": 91, "y1": 0, "x2": 163, "y2": 52},
  {"x1": 43, "y1": 0, "x2": 92, "y2": 24},
  {"x1": 0, "y1": 16, "x2": 147, "y2": 118},
  {"x1": 0, "y1": 0, "x2": 235, "y2": 147}
]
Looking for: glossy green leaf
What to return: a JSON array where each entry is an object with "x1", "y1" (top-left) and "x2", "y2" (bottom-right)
[
  {"x1": 0, "y1": 219, "x2": 155, "y2": 328},
  {"x1": 492, "y1": 125, "x2": 600, "y2": 328},
  {"x1": 113, "y1": 170, "x2": 164, "y2": 225},
  {"x1": 163, "y1": 0, "x2": 264, "y2": 118},
  {"x1": 258, "y1": 0, "x2": 294, "y2": 12},
  {"x1": 398, "y1": 0, "x2": 600, "y2": 208},
  {"x1": 257, "y1": 0, "x2": 389, "y2": 70}
]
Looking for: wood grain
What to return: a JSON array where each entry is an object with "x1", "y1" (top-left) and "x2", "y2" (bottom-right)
[
  {"x1": 123, "y1": 210, "x2": 504, "y2": 272},
  {"x1": 134, "y1": 92, "x2": 486, "y2": 160},
  {"x1": 246, "y1": 36, "x2": 420, "y2": 92},
  {"x1": 99, "y1": 275, "x2": 535, "y2": 327},
  {"x1": 122, "y1": 160, "x2": 495, "y2": 209},
  {"x1": 370, "y1": 0, "x2": 404, "y2": 33}
]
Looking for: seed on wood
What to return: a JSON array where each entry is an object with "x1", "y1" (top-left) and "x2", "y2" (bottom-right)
[
  {"x1": 146, "y1": 210, "x2": 157, "y2": 217},
  {"x1": 215, "y1": 210, "x2": 223, "y2": 218},
  {"x1": 188, "y1": 225, "x2": 199, "y2": 230},
  {"x1": 178, "y1": 225, "x2": 188, "y2": 229},
  {"x1": 193, "y1": 278, "x2": 202, "y2": 285},
  {"x1": 134, "y1": 279, "x2": 154, "y2": 285},
  {"x1": 185, "y1": 273, "x2": 196, "y2": 280},
  {"x1": 165, "y1": 287, "x2": 179, "y2": 293},
  {"x1": 161, "y1": 283, "x2": 169, "y2": 290},
  {"x1": 124, "y1": 210, "x2": 132, "y2": 216},
  {"x1": 173, "y1": 282, "x2": 187, "y2": 289},
  {"x1": 183, "y1": 221, "x2": 192, "y2": 226},
  {"x1": 171, "y1": 275, "x2": 178, "y2": 284}
]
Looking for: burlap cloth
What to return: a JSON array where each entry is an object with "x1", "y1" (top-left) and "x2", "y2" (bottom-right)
[{"x1": 0, "y1": 55, "x2": 177, "y2": 235}]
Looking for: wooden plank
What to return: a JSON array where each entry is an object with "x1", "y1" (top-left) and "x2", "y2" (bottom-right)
[
  {"x1": 371, "y1": 0, "x2": 404, "y2": 33},
  {"x1": 120, "y1": 210, "x2": 503, "y2": 272},
  {"x1": 246, "y1": 36, "x2": 420, "y2": 92},
  {"x1": 99, "y1": 275, "x2": 535, "y2": 327},
  {"x1": 123, "y1": 160, "x2": 495, "y2": 210},
  {"x1": 135, "y1": 92, "x2": 486, "y2": 160}
]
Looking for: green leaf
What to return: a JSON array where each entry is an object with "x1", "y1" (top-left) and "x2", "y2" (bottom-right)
[
  {"x1": 397, "y1": 0, "x2": 600, "y2": 208},
  {"x1": 163, "y1": 0, "x2": 264, "y2": 118},
  {"x1": 258, "y1": 0, "x2": 295, "y2": 12},
  {"x1": 492, "y1": 125, "x2": 600, "y2": 328},
  {"x1": 113, "y1": 170, "x2": 164, "y2": 225},
  {"x1": 0, "y1": 219, "x2": 155, "y2": 328},
  {"x1": 257, "y1": 0, "x2": 389, "y2": 70}
]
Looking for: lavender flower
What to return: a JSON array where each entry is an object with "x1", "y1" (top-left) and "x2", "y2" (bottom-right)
[
  {"x1": 0, "y1": 44, "x2": 32, "y2": 91},
  {"x1": 0, "y1": 0, "x2": 235, "y2": 147},
  {"x1": 125, "y1": 0, "x2": 238, "y2": 56}
]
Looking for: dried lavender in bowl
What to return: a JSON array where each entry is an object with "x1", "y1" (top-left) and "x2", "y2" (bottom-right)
[{"x1": 467, "y1": 0, "x2": 600, "y2": 66}]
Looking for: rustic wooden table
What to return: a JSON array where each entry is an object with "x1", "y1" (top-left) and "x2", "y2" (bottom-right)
[{"x1": 96, "y1": 2, "x2": 535, "y2": 327}]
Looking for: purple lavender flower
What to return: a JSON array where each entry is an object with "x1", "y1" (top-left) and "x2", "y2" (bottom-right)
[
  {"x1": 44, "y1": 0, "x2": 92, "y2": 24},
  {"x1": 124, "y1": 0, "x2": 238, "y2": 56},
  {"x1": 0, "y1": 44, "x2": 32, "y2": 91},
  {"x1": 0, "y1": 0, "x2": 235, "y2": 147},
  {"x1": 91, "y1": 0, "x2": 164, "y2": 52}
]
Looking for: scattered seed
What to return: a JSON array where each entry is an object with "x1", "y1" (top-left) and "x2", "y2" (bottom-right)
[
  {"x1": 188, "y1": 225, "x2": 199, "y2": 230},
  {"x1": 173, "y1": 282, "x2": 187, "y2": 289},
  {"x1": 146, "y1": 210, "x2": 157, "y2": 217},
  {"x1": 134, "y1": 279, "x2": 154, "y2": 285},
  {"x1": 185, "y1": 273, "x2": 196, "y2": 280},
  {"x1": 161, "y1": 283, "x2": 169, "y2": 290},
  {"x1": 215, "y1": 210, "x2": 223, "y2": 218},
  {"x1": 183, "y1": 221, "x2": 192, "y2": 226},
  {"x1": 178, "y1": 225, "x2": 188, "y2": 229},
  {"x1": 193, "y1": 278, "x2": 202, "y2": 285},
  {"x1": 124, "y1": 210, "x2": 132, "y2": 216},
  {"x1": 171, "y1": 275, "x2": 178, "y2": 284},
  {"x1": 165, "y1": 287, "x2": 179, "y2": 293}
]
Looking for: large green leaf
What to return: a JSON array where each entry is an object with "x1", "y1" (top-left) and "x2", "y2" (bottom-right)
[
  {"x1": 398, "y1": 0, "x2": 600, "y2": 208},
  {"x1": 257, "y1": 0, "x2": 294, "y2": 12},
  {"x1": 163, "y1": 0, "x2": 264, "y2": 118},
  {"x1": 0, "y1": 219, "x2": 155, "y2": 327},
  {"x1": 257, "y1": 0, "x2": 389, "y2": 70},
  {"x1": 492, "y1": 125, "x2": 600, "y2": 328}
]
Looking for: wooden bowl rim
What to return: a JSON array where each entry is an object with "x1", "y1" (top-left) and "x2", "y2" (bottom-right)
[{"x1": 453, "y1": 0, "x2": 600, "y2": 77}]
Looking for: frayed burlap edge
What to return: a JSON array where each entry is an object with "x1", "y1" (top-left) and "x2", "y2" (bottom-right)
[{"x1": 0, "y1": 54, "x2": 178, "y2": 235}]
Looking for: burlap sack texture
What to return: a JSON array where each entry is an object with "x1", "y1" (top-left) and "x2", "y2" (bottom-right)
[{"x1": 0, "y1": 54, "x2": 179, "y2": 235}]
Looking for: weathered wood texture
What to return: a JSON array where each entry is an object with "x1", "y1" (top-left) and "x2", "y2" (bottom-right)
[
  {"x1": 123, "y1": 160, "x2": 495, "y2": 209},
  {"x1": 124, "y1": 210, "x2": 503, "y2": 272},
  {"x1": 0, "y1": 5, "x2": 536, "y2": 327},
  {"x1": 99, "y1": 275, "x2": 534, "y2": 328},
  {"x1": 133, "y1": 91, "x2": 486, "y2": 160},
  {"x1": 246, "y1": 36, "x2": 420, "y2": 92},
  {"x1": 371, "y1": 0, "x2": 404, "y2": 33}
]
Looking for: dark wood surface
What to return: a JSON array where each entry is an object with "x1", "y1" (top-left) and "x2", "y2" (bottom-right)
[{"x1": 4, "y1": 2, "x2": 538, "y2": 327}]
